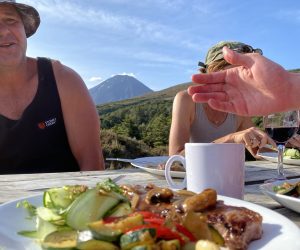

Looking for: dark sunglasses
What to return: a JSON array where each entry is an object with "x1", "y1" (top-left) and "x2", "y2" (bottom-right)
[{"x1": 232, "y1": 45, "x2": 263, "y2": 55}]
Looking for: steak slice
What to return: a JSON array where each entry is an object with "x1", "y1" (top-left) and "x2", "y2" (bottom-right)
[{"x1": 206, "y1": 201, "x2": 263, "y2": 250}]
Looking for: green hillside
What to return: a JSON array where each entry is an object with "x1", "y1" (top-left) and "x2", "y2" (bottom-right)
[
  {"x1": 290, "y1": 68, "x2": 300, "y2": 73},
  {"x1": 98, "y1": 82, "x2": 191, "y2": 161}
]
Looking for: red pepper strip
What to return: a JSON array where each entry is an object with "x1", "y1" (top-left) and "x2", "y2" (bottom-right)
[
  {"x1": 126, "y1": 224, "x2": 185, "y2": 246},
  {"x1": 175, "y1": 224, "x2": 196, "y2": 242},
  {"x1": 144, "y1": 217, "x2": 195, "y2": 242}
]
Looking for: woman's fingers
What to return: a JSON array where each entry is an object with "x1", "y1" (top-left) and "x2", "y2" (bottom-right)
[
  {"x1": 288, "y1": 135, "x2": 300, "y2": 148},
  {"x1": 244, "y1": 128, "x2": 276, "y2": 152}
]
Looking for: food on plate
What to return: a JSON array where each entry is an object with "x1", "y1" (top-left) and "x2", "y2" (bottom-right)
[
  {"x1": 122, "y1": 184, "x2": 262, "y2": 250},
  {"x1": 273, "y1": 181, "x2": 300, "y2": 197},
  {"x1": 157, "y1": 161, "x2": 185, "y2": 172},
  {"x1": 17, "y1": 179, "x2": 262, "y2": 250},
  {"x1": 284, "y1": 148, "x2": 300, "y2": 159}
]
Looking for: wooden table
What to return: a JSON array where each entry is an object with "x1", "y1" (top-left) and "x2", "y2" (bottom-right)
[{"x1": 1, "y1": 160, "x2": 300, "y2": 228}]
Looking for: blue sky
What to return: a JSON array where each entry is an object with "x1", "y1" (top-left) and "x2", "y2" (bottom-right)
[{"x1": 24, "y1": 0, "x2": 300, "y2": 90}]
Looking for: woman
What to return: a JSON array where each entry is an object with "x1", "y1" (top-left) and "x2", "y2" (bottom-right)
[{"x1": 169, "y1": 41, "x2": 275, "y2": 159}]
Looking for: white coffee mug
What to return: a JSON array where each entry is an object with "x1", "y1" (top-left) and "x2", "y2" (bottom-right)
[{"x1": 165, "y1": 143, "x2": 245, "y2": 199}]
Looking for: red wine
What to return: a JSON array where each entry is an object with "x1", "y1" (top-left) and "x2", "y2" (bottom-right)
[{"x1": 265, "y1": 127, "x2": 298, "y2": 144}]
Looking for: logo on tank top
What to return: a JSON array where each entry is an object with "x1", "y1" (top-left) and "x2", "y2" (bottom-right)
[{"x1": 38, "y1": 118, "x2": 57, "y2": 129}]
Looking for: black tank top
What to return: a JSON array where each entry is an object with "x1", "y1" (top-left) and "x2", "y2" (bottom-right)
[{"x1": 0, "y1": 57, "x2": 80, "y2": 174}]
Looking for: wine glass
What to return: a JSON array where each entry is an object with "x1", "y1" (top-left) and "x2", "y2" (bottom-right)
[{"x1": 263, "y1": 111, "x2": 299, "y2": 182}]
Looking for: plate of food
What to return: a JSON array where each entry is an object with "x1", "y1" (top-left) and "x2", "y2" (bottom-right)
[
  {"x1": 260, "y1": 177, "x2": 300, "y2": 213},
  {"x1": 258, "y1": 148, "x2": 300, "y2": 165},
  {"x1": 130, "y1": 156, "x2": 186, "y2": 178},
  {"x1": 0, "y1": 180, "x2": 300, "y2": 250}
]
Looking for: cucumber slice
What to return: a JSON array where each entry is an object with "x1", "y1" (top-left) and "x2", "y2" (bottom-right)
[
  {"x1": 66, "y1": 188, "x2": 121, "y2": 230},
  {"x1": 41, "y1": 230, "x2": 77, "y2": 250},
  {"x1": 36, "y1": 216, "x2": 59, "y2": 240},
  {"x1": 44, "y1": 185, "x2": 88, "y2": 209},
  {"x1": 107, "y1": 202, "x2": 132, "y2": 217},
  {"x1": 37, "y1": 207, "x2": 64, "y2": 225}
]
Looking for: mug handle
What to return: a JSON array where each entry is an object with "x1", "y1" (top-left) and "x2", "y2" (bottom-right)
[{"x1": 165, "y1": 155, "x2": 187, "y2": 190}]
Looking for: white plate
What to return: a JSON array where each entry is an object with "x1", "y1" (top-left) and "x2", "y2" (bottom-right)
[
  {"x1": 131, "y1": 156, "x2": 185, "y2": 178},
  {"x1": 258, "y1": 151, "x2": 300, "y2": 165},
  {"x1": 260, "y1": 178, "x2": 300, "y2": 213},
  {"x1": 0, "y1": 194, "x2": 300, "y2": 250}
]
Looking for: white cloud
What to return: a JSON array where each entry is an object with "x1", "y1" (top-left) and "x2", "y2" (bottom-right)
[
  {"x1": 23, "y1": 0, "x2": 200, "y2": 51},
  {"x1": 88, "y1": 76, "x2": 103, "y2": 82},
  {"x1": 112, "y1": 72, "x2": 136, "y2": 77}
]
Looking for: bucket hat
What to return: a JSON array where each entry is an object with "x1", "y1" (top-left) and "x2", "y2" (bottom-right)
[
  {"x1": 198, "y1": 41, "x2": 263, "y2": 68},
  {"x1": 0, "y1": 0, "x2": 40, "y2": 37}
]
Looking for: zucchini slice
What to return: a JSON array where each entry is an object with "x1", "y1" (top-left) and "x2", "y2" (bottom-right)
[
  {"x1": 88, "y1": 221, "x2": 122, "y2": 242},
  {"x1": 158, "y1": 239, "x2": 181, "y2": 250},
  {"x1": 120, "y1": 228, "x2": 156, "y2": 250},
  {"x1": 105, "y1": 213, "x2": 144, "y2": 232},
  {"x1": 41, "y1": 230, "x2": 77, "y2": 250},
  {"x1": 77, "y1": 239, "x2": 119, "y2": 250}
]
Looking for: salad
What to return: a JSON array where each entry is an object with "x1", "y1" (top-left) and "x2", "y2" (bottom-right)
[
  {"x1": 273, "y1": 180, "x2": 300, "y2": 197},
  {"x1": 284, "y1": 148, "x2": 300, "y2": 159},
  {"x1": 17, "y1": 179, "x2": 222, "y2": 250}
]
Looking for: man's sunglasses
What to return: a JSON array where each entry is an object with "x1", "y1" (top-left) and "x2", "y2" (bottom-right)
[{"x1": 232, "y1": 45, "x2": 263, "y2": 55}]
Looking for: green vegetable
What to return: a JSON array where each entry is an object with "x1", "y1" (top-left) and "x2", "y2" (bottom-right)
[
  {"x1": 36, "y1": 216, "x2": 60, "y2": 240},
  {"x1": 77, "y1": 230, "x2": 119, "y2": 249},
  {"x1": 106, "y1": 202, "x2": 132, "y2": 217},
  {"x1": 284, "y1": 148, "x2": 300, "y2": 159},
  {"x1": 120, "y1": 228, "x2": 156, "y2": 250},
  {"x1": 131, "y1": 244, "x2": 154, "y2": 250},
  {"x1": 37, "y1": 207, "x2": 65, "y2": 225},
  {"x1": 88, "y1": 221, "x2": 122, "y2": 242},
  {"x1": 77, "y1": 239, "x2": 119, "y2": 250},
  {"x1": 66, "y1": 188, "x2": 122, "y2": 230},
  {"x1": 43, "y1": 185, "x2": 88, "y2": 210},
  {"x1": 41, "y1": 230, "x2": 77, "y2": 250},
  {"x1": 18, "y1": 230, "x2": 39, "y2": 238},
  {"x1": 97, "y1": 178, "x2": 124, "y2": 195},
  {"x1": 16, "y1": 200, "x2": 36, "y2": 217},
  {"x1": 158, "y1": 239, "x2": 180, "y2": 250}
]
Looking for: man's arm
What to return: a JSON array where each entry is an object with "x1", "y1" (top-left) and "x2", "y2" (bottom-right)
[{"x1": 52, "y1": 60, "x2": 104, "y2": 171}]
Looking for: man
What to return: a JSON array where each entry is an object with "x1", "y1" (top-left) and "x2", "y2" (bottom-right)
[
  {"x1": 188, "y1": 46, "x2": 300, "y2": 116},
  {"x1": 0, "y1": 0, "x2": 104, "y2": 173}
]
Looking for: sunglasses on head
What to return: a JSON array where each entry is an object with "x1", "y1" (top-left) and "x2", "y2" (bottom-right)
[{"x1": 231, "y1": 45, "x2": 263, "y2": 55}]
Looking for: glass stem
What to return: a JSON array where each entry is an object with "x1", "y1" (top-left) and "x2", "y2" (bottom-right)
[{"x1": 277, "y1": 144, "x2": 286, "y2": 179}]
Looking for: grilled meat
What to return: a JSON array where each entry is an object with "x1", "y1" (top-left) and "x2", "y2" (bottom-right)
[{"x1": 206, "y1": 201, "x2": 263, "y2": 250}]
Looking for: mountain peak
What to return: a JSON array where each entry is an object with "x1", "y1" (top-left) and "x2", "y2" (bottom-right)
[{"x1": 89, "y1": 75, "x2": 153, "y2": 105}]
